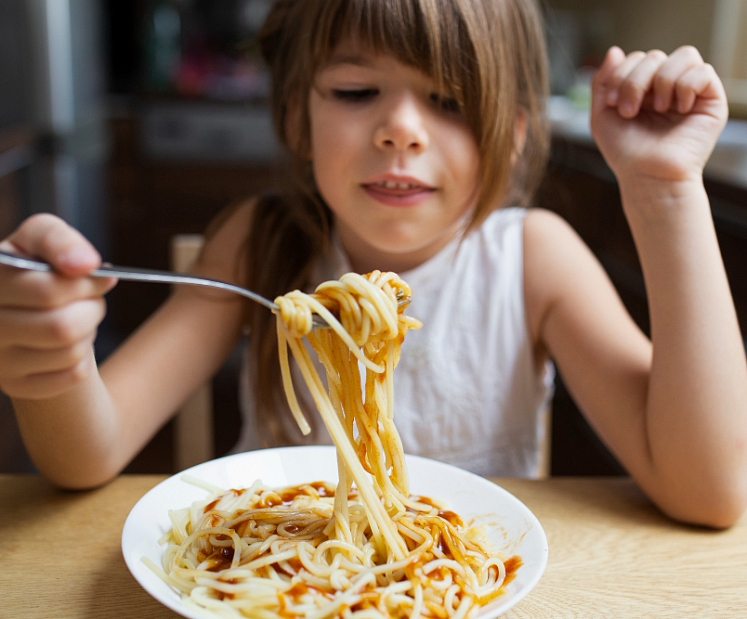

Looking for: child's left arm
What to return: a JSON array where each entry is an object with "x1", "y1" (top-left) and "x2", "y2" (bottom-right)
[{"x1": 527, "y1": 46, "x2": 747, "y2": 527}]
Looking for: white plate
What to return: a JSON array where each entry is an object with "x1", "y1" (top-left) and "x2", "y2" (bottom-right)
[{"x1": 122, "y1": 446, "x2": 548, "y2": 618}]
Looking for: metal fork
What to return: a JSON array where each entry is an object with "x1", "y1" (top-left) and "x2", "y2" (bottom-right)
[{"x1": 0, "y1": 249, "x2": 408, "y2": 328}]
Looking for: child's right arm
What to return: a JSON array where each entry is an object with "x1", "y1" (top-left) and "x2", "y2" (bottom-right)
[{"x1": 0, "y1": 204, "x2": 254, "y2": 489}]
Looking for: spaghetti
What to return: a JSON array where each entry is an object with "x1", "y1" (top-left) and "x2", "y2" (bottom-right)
[{"x1": 152, "y1": 271, "x2": 520, "y2": 618}]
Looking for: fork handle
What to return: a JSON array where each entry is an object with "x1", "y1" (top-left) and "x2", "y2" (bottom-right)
[
  {"x1": 0, "y1": 249, "x2": 280, "y2": 312},
  {"x1": 96, "y1": 265, "x2": 280, "y2": 312}
]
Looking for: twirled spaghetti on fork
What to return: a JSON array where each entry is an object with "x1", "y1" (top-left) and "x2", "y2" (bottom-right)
[{"x1": 148, "y1": 272, "x2": 520, "y2": 619}]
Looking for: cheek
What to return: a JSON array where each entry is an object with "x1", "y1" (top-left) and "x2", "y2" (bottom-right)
[
  {"x1": 309, "y1": 113, "x2": 337, "y2": 188},
  {"x1": 310, "y1": 107, "x2": 352, "y2": 170},
  {"x1": 310, "y1": 129, "x2": 347, "y2": 210},
  {"x1": 310, "y1": 112, "x2": 367, "y2": 205},
  {"x1": 314, "y1": 137, "x2": 344, "y2": 170},
  {"x1": 441, "y1": 130, "x2": 481, "y2": 192}
]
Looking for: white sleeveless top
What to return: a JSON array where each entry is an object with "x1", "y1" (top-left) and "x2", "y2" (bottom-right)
[{"x1": 234, "y1": 207, "x2": 555, "y2": 478}]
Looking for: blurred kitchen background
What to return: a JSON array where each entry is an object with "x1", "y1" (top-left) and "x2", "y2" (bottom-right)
[{"x1": 1, "y1": 0, "x2": 746, "y2": 477}]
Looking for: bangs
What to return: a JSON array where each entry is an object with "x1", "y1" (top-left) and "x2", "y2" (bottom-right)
[{"x1": 318, "y1": 0, "x2": 479, "y2": 116}]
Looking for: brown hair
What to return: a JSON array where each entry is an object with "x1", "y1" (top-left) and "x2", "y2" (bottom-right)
[{"x1": 244, "y1": 0, "x2": 550, "y2": 446}]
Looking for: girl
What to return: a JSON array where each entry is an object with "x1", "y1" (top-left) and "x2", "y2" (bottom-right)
[{"x1": 1, "y1": 0, "x2": 745, "y2": 528}]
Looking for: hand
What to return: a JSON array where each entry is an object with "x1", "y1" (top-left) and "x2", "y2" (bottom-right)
[
  {"x1": 0, "y1": 214, "x2": 116, "y2": 399},
  {"x1": 590, "y1": 46, "x2": 728, "y2": 186}
]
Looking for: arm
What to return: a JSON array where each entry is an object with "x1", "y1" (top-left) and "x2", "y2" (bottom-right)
[
  {"x1": 7, "y1": 202, "x2": 255, "y2": 489},
  {"x1": 525, "y1": 47, "x2": 747, "y2": 528}
]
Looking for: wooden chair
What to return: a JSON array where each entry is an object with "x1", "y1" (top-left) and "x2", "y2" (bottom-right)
[
  {"x1": 170, "y1": 234, "x2": 215, "y2": 471},
  {"x1": 538, "y1": 405, "x2": 552, "y2": 479}
]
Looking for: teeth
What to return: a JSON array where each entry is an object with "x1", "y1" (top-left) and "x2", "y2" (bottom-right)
[{"x1": 375, "y1": 180, "x2": 420, "y2": 190}]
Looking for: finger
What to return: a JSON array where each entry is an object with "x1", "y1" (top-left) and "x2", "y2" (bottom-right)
[
  {"x1": 592, "y1": 46, "x2": 627, "y2": 87},
  {"x1": 4, "y1": 213, "x2": 101, "y2": 277},
  {"x1": 652, "y1": 46, "x2": 705, "y2": 112},
  {"x1": 668, "y1": 44, "x2": 703, "y2": 66},
  {"x1": 0, "y1": 298, "x2": 107, "y2": 348},
  {"x1": 0, "y1": 350, "x2": 95, "y2": 400},
  {"x1": 616, "y1": 50, "x2": 668, "y2": 118},
  {"x1": 0, "y1": 333, "x2": 96, "y2": 379},
  {"x1": 601, "y1": 50, "x2": 647, "y2": 106},
  {"x1": 591, "y1": 47, "x2": 626, "y2": 107},
  {"x1": 0, "y1": 267, "x2": 116, "y2": 309},
  {"x1": 675, "y1": 63, "x2": 724, "y2": 114}
]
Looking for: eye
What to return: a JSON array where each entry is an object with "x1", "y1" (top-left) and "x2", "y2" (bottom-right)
[
  {"x1": 332, "y1": 88, "x2": 379, "y2": 102},
  {"x1": 430, "y1": 93, "x2": 461, "y2": 114}
]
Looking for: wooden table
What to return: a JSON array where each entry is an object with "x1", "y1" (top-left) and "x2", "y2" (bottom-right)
[{"x1": 0, "y1": 474, "x2": 744, "y2": 618}]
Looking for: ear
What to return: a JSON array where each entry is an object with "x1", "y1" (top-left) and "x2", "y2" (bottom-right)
[{"x1": 510, "y1": 109, "x2": 528, "y2": 165}]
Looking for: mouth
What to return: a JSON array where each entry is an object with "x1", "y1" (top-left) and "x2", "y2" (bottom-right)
[{"x1": 361, "y1": 178, "x2": 436, "y2": 206}]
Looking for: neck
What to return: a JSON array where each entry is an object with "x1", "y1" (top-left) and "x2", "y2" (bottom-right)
[{"x1": 336, "y1": 220, "x2": 465, "y2": 274}]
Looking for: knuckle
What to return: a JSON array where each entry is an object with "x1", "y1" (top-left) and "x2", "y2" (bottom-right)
[
  {"x1": 46, "y1": 299, "x2": 100, "y2": 345},
  {"x1": 677, "y1": 45, "x2": 701, "y2": 60},
  {"x1": 47, "y1": 314, "x2": 79, "y2": 345},
  {"x1": 69, "y1": 338, "x2": 94, "y2": 365},
  {"x1": 67, "y1": 356, "x2": 91, "y2": 385},
  {"x1": 647, "y1": 49, "x2": 667, "y2": 62}
]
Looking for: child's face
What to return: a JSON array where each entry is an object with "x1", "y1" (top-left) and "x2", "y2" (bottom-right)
[{"x1": 308, "y1": 40, "x2": 480, "y2": 273}]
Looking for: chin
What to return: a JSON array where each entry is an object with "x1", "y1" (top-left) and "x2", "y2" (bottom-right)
[
  {"x1": 339, "y1": 220, "x2": 450, "y2": 270},
  {"x1": 369, "y1": 236, "x2": 430, "y2": 256}
]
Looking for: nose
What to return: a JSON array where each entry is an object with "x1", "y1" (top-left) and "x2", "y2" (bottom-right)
[{"x1": 373, "y1": 94, "x2": 429, "y2": 154}]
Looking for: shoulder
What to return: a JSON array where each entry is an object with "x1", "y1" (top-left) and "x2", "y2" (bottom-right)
[
  {"x1": 192, "y1": 198, "x2": 258, "y2": 286},
  {"x1": 522, "y1": 207, "x2": 597, "y2": 278},
  {"x1": 522, "y1": 208, "x2": 601, "y2": 343},
  {"x1": 522, "y1": 207, "x2": 585, "y2": 259}
]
